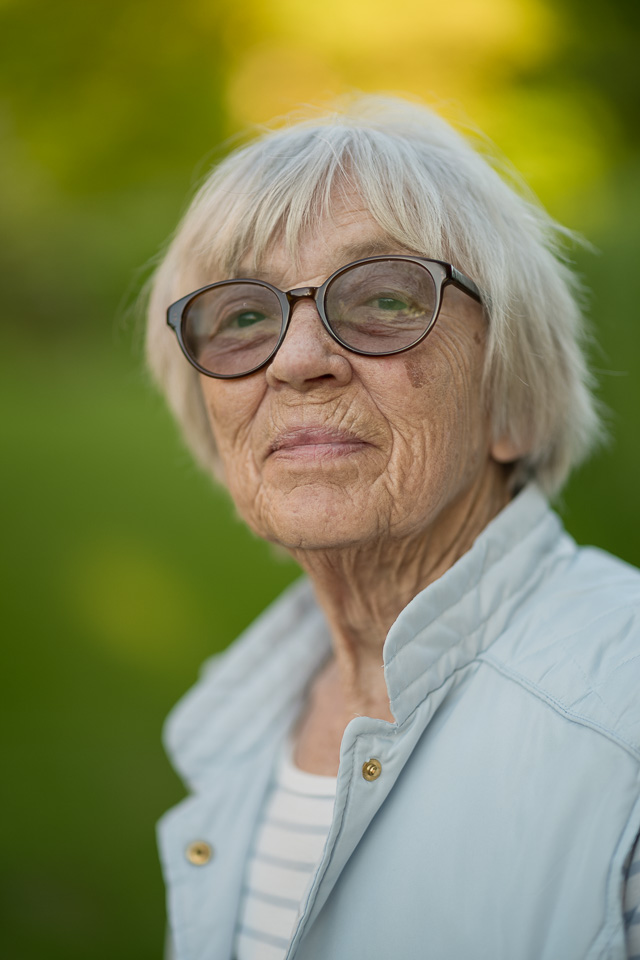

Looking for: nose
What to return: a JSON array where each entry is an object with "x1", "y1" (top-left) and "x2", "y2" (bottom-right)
[{"x1": 265, "y1": 297, "x2": 352, "y2": 391}]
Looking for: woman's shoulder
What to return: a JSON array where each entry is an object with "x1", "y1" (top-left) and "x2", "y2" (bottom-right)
[
  {"x1": 482, "y1": 541, "x2": 640, "y2": 756},
  {"x1": 160, "y1": 577, "x2": 330, "y2": 790}
]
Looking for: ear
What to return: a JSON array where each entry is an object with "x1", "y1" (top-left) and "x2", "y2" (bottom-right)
[{"x1": 491, "y1": 435, "x2": 528, "y2": 464}]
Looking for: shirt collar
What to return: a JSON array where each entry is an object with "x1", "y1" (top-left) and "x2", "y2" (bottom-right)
[{"x1": 164, "y1": 485, "x2": 569, "y2": 791}]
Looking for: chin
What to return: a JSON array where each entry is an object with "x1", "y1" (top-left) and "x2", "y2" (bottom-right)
[{"x1": 247, "y1": 483, "x2": 373, "y2": 552}]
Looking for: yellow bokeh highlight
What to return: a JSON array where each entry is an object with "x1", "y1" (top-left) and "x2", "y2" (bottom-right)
[
  {"x1": 225, "y1": 0, "x2": 556, "y2": 127},
  {"x1": 227, "y1": 45, "x2": 341, "y2": 128},
  {"x1": 271, "y1": 0, "x2": 555, "y2": 65},
  {"x1": 223, "y1": 0, "x2": 608, "y2": 219}
]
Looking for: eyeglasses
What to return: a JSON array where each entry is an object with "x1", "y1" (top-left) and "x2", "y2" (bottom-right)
[{"x1": 166, "y1": 255, "x2": 482, "y2": 380}]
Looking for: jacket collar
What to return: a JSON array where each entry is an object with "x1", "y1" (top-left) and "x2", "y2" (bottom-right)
[
  {"x1": 164, "y1": 485, "x2": 571, "y2": 791},
  {"x1": 384, "y1": 484, "x2": 572, "y2": 722}
]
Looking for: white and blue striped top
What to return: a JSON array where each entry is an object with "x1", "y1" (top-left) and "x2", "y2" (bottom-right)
[{"x1": 234, "y1": 740, "x2": 336, "y2": 960}]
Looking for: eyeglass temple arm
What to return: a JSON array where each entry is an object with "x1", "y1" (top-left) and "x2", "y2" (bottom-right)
[{"x1": 449, "y1": 267, "x2": 482, "y2": 303}]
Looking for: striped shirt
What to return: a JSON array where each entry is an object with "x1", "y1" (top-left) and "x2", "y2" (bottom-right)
[{"x1": 233, "y1": 740, "x2": 337, "y2": 960}]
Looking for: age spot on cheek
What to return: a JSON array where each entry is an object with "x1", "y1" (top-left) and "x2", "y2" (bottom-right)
[
  {"x1": 473, "y1": 331, "x2": 482, "y2": 346},
  {"x1": 403, "y1": 353, "x2": 428, "y2": 389}
]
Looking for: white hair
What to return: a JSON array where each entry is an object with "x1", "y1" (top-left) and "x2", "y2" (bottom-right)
[{"x1": 146, "y1": 95, "x2": 603, "y2": 495}]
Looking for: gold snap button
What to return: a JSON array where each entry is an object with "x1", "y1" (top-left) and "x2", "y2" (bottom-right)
[
  {"x1": 185, "y1": 840, "x2": 213, "y2": 865},
  {"x1": 362, "y1": 758, "x2": 382, "y2": 781}
]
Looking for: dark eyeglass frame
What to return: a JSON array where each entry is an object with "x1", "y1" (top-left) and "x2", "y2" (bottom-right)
[{"x1": 166, "y1": 255, "x2": 483, "y2": 380}]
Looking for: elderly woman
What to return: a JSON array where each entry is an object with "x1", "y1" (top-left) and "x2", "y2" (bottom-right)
[{"x1": 146, "y1": 98, "x2": 640, "y2": 960}]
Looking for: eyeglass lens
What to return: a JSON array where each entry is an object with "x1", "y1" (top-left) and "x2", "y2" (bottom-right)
[{"x1": 182, "y1": 259, "x2": 437, "y2": 377}]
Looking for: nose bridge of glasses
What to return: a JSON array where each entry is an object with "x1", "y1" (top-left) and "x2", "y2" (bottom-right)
[
  {"x1": 284, "y1": 286, "x2": 325, "y2": 332},
  {"x1": 286, "y1": 286, "x2": 319, "y2": 306},
  {"x1": 280, "y1": 284, "x2": 337, "y2": 353}
]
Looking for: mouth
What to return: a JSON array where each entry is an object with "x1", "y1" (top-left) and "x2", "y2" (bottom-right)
[{"x1": 268, "y1": 426, "x2": 370, "y2": 461}]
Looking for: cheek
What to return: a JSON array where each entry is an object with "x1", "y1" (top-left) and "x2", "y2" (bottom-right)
[
  {"x1": 199, "y1": 378, "x2": 262, "y2": 482},
  {"x1": 374, "y1": 335, "x2": 488, "y2": 480},
  {"x1": 422, "y1": 324, "x2": 486, "y2": 416},
  {"x1": 424, "y1": 340, "x2": 489, "y2": 478},
  {"x1": 403, "y1": 352, "x2": 431, "y2": 389}
]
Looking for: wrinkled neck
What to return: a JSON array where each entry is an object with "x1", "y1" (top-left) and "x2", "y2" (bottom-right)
[{"x1": 287, "y1": 462, "x2": 512, "y2": 718}]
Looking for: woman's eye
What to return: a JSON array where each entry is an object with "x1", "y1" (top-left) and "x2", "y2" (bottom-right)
[
  {"x1": 368, "y1": 296, "x2": 409, "y2": 311},
  {"x1": 233, "y1": 310, "x2": 266, "y2": 328}
]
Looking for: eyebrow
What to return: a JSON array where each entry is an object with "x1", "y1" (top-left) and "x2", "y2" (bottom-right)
[{"x1": 230, "y1": 238, "x2": 424, "y2": 284}]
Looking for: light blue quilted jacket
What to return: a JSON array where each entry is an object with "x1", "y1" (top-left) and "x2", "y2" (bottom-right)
[{"x1": 158, "y1": 486, "x2": 640, "y2": 960}]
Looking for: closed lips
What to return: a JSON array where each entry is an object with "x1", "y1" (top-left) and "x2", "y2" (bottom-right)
[{"x1": 269, "y1": 428, "x2": 369, "y2": 454}]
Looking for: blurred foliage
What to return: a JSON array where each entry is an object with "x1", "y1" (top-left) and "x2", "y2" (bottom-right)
[
  {"x1": 0, "y1": 0, "x2": 639, "y2": 958},
  {"x1": 550, "y1": 0, "x2": 640, "y2": 153}
]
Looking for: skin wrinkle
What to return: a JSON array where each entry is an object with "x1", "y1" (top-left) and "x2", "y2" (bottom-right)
[{"x1": 199, "y1": 196, "x2": 521, "y2": 774}]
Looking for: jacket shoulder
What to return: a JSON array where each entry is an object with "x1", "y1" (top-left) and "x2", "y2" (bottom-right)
[{"x1": 483, "y1": 545, "x2": 640, "y2": 757}]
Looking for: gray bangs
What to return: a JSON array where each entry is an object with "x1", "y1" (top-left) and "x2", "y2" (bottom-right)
[{"x1": 174, "y1": 116, "x2": 456, "y2": 284}]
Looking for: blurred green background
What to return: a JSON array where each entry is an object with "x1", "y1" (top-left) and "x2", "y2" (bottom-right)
[{"x1": 1, "y1": 1, "x2": 639, "y2": 957}]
